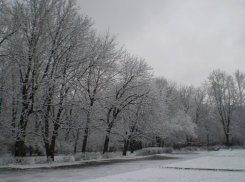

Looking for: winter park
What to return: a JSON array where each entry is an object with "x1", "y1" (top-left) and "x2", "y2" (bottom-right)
[{"x1": 1, "y1": 0, "x2": 245, "y2": 181}]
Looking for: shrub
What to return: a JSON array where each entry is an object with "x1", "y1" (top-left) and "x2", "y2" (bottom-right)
[
  {"x1": 56, "y1": 155, "x2": 75, "y2": 163},
  {"x1": 0, "y1": 157, "x2": 15, "y2": 165},
  {"x1": 14, "y1": 157, "x2": 32, "y2": 165},
  {"x1": 181, "y1": 146, "x2": 198, "y2": 151},
  {"x1": 34, "y1": 157, "x2": 48, "y2": 164},
  {"x1": 136, "y1": 147, "x2": 173, "y2": 156},
  {"x1": 102, "y1": 152, "x2": 121, "y2": 159},
  {"x1": 74, "y1": 153, "x2": 83, "y2": 161},
  {"x1": 165, "y1": 147, "x2": 173, "y2": 153},
  {"x1": 83, "y1": 152, "x2": 102, "y2": 160},
  {"x1": 230, "y1": 146, "x2": 243, "y2": 149},
  {"x1": 0, "y1": 157, "x2": 33, "y2": 165}
]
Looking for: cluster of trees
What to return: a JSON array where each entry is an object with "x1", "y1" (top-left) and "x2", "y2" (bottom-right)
[{"x1": 0, "y1": 0, "x2": 244, "y2": 160}]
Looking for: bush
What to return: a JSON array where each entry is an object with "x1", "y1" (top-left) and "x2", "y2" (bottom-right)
[
  {"x1": 14, "y1": 157, "x2": 32, "y2": 165},
  {"x1": 181, "y1": 146, "x2": 198, "y2": 151},
  {"x1": 218, "y1": 146, "x2": 229, "y2": 149},
  {"x1": 165, "y1": 147, "x2": 173, "y2": 153},
  {"x1": 75, "y1": 151, "x2": 124, "y2": 161},
  {"x1": 34, "y1": 157, "x2": 48, "y2": 164},
  {"x1": 0, "y1": 155, "x2": 76, "y2": 165},
  {"x1": 230, "y1": 146, "x2": 243, "y2": 149},
  {"x1": 56, "y1": 155, "x2": 75, "y2": 163},
  {"x1": 0, "y1": 157, "x2": 15, "y2": 165},
  {"x1": 74, "y1": 153, "x2": 83, "y2": 161},
  {"x1": 83, "y1": 152, "x2": 102, "y2": 160},
  {"x1": 136, "y1": 147, "x2": 173, "y2": 156},
  {"x1": 102, "y1": 152, "x2": 121, "y2": 159},
  {"x1": 0, "y1": 157, "x2": 33, "y2": 165},
  {"x1": 74, "y1": 152, "x2": 103, "y2": 161},
  {"x1": 199, "y1": 145, "x2": 227, "y2": 151}
]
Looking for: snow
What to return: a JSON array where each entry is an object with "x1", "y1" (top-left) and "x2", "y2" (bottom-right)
[
  {"x1": 0, "y1": 160, "x2": 86, "y2": 169},
  {"x1": 82, "y1": 149, "x2": 245, "y2": 182},
  {"x1": 0, "y1": 149, "x2": 245, "y2": 182},
  {"x1": 0, "y1": 153, "x2": 147, "y2": 169},
  {"x1": 82, "y1": 168, "x2": 245, "y2": 182},
  {"x1": 164, "y1": 149, "x2": 245, "y2": 171}
]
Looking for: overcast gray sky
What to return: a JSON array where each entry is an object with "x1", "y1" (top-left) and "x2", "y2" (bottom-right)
[{"x1": 77, "y1": 0, "x2": 245, "y2": 86}]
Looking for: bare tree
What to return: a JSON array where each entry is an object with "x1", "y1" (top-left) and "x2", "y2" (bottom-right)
[
  {"x1": 75, "y1": 33, "x2": 122, "y2": 153},
  {"x1": 207, "y1": 70, "x2": 236, "y2": 146},
  {"x1": 5, "y1": 0, "x2": 63, "y2": 157},
  {"x1": 113, "y1": 91, "x2": 151, "y2": 155},
  {"x1": 37, "y1": 0, "x2": 93, "y2": 160},
  {"x1": 193, "y1": 87, "x2": 206, "y2": 124},
  {"x1": 0, "y1": 0, "x2": 93, "y2": 158},
  {"x1": 178, "y1": 85, "x2": 194, "y2": 114},
  {"x1": 0, "y1": 0, "x2": 20, "y2": 48},
  {"x1": 232, "y1": 70, "x2": 245, "y2": 144},
  {"x1": 101, "y1": 54, "x2": 152, "y2": 154}
]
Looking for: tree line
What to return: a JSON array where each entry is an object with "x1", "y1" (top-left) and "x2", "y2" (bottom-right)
[{"x1": 0, "y1": 0, "x2": 244, "y2": 161}]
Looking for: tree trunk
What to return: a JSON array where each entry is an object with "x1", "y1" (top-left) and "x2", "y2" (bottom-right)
[
  {"x1": 130, "y1": 140, "x2": 135, "y2": 153},
  {"x1": 11, "y1": 99, "x2": 17, "y2": 136},
  {"x1": 206, "y1": 134, "x2": 210, "y2": 146},
  {"x1": 103, "y1": 135, "x2": 110, "y2": 154},
  {"x1": 0, "y1": 84, "x2": 2, "y2": 114},
  {"x1": 103, "y1": 123, "x2": 114, "y2": 154},
  {"x1": 49, "y1": 116, "x2": 60, "y2": 161},
  {"x1": 225, "y1": 133, "x2": 230, "y2": 147},
  {"x1": 15, "y1": 140, "x2": 26, "y2": 157},
  {"x1": 11, "y1": 74, "x2": 17, "y2": 136},
  {"x1": 44, "y1": 98, "x2": 51, "y2": 159},
  {"x1": 44, "y1": 141, "x2": 51, "y2": 160},
  {"x1": 122, "y1": 140, "x2": 129, "y2": 156},
  {"x1": 156, "y1": 136, "x2": 161, "y2": 147},
  {"x1": 15, "y1": 81, "x2": 32, "y2": 157},
  {"x1": 73, "y1": 130, "x2": 79, "y2": 154},
  {"x1": 15, "y1": 113, "x2": 28, "y2": 157},
  {"x1": 49, "y1": 103, "x2": 63, "y2": 161},
  {"x1": 224, "y1": 122, "x2": 230, "y2": 146},
  {"x1": 82, "y1": 126, "x2": 88, "y2": 153},
  {"x1": 82, "y1": 110, "x2": 91, "y2": 153},
  {"x1": 50, "y1": 131, "x2": 57, "y2": 161}
]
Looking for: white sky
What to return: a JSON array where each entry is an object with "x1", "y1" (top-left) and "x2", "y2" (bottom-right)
[{"x1": 77, "y1": 0, "x2": 245, "y2": 86}]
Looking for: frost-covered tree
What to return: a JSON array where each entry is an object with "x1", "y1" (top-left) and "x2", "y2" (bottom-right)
[
  {"x1": 0, "y1": 0, "x2": 21, "y2": 47},
  {"x1": 207, "y1": 70, "x2": 236, "y2": 146},
  {"x1": 231, "y1": 70, "x2": 245, "y2": 145},
  {"x1": 100, "y1": 54, "x2": 152, "y2": 154},
  {"x1": 76, "y1": 33, "x2": 122, "y2": 153},
  {"x1": 0, "y1": 0, "x2": 93, "y2": 159},
  {"x1": 178, "y1": 85, "x2": 194, "y2": 114}
]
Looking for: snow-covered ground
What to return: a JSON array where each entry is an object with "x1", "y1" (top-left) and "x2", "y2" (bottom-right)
[
  {"x1": 83, "y1": 149, "x2": 245, "y2": 182},
  {"x1": 83, "y1": 167, "x2": 245, "y2": 182},
  {"x1": 0, "y1": 149, "x2": 245, "y2": 182},
  {"x1": 165, "y1": 149, "x2": 245, "y2": 170},
  {"x1": 0, "y1": 152, "x2": 159, "y2": 169}
]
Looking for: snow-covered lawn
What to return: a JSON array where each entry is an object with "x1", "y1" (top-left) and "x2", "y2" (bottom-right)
[
  {"x1": 1, "y1": 149, "x2": 245, "y2": 182},
  {"x1": 83, "y1": 149, "x2": 245, "y2": 182},
  {"x1": 83, "y1": 168, "x2": 245, "y2": 182},
  {"x1": 164, "y1": 149, "x2": 245, "y2": 171},
  {"x1": 0, "y1": 152, "x2": 144, "y2": 169}
]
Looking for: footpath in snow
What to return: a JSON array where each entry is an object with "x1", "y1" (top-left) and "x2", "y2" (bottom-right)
[{"x1": 83, "y1": 149, "x2": 245, "y2": 182}]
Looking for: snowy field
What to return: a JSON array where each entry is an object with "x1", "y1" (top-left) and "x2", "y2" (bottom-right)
[
  {"x1": 83, "y1": 149, "x2": 245, "y2": 182},
  {"x1": 0, "y1": 149, "x2": 245, "y2": 182},
  {"x1": 83, "y1": 167, "x2": 245, "y2": 182}
]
